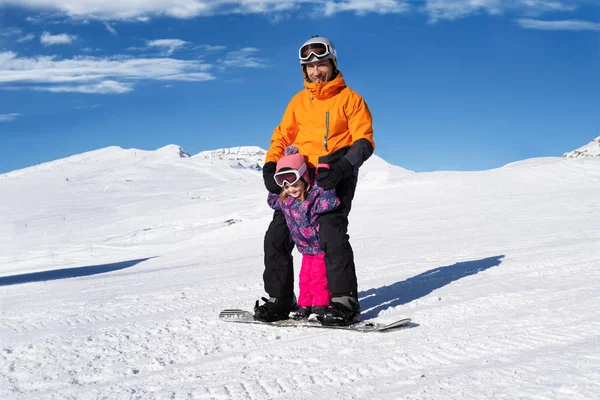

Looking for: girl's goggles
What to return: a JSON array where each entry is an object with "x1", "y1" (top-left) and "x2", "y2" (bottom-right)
[
  {"x1": 299, "y1": 42, "x2": 335, "y2": 62},
  {"x1": 273, "y1": 165, "x2": 307, "y2": 187}
]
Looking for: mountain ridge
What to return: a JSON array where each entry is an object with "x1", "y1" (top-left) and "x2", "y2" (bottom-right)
[
  {"x1": 4, "y1": 134, "x2": 598, "y2": 179},
  {"x1": 562, "y1": 136, "x2": 600, "y2": 158}
]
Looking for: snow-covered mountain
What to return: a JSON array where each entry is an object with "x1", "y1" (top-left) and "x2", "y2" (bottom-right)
[
  {"x1": 2, "y1": 144, "x2": 600, "y2": 399},
  {"x1": 156, "y1": 144, "x2": 191, "y2": 158},
  {"x1": 192, "y1": 145, "x2": 414, "y2": 183},
  {"x1": 2, "y1": 144, "x2": 409, "y2": 186},
  {"x1": 562, "y1": 136, "x2": 600, "y2": 158},
  {"x1": 5, "y1": 145, "x2": 194, "y2": 179},
  {"x1": 193, "y1": 146, "x2": 266, "y2": 171}
]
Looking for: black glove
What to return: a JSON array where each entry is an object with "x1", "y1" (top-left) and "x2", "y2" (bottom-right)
[
  {"x1": 316, "y1": 158, "x2": 354, "y2": 190},
  {"x1": 262, "y1": 161, "x2": 281, "y2": 194}
]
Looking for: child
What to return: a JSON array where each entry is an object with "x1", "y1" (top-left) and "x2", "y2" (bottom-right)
[{"x1": 266, "y1": 145, "x2": 340, "y2": 320}]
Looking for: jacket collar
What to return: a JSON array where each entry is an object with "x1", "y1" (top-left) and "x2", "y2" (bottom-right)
[{"x1": 303, "y1": 72, "x2": 346, "y2": 100}]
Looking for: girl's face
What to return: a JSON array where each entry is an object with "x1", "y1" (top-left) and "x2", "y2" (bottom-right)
[{"x1": 283, "y1": 180, "x2": 306, "y2": 198}]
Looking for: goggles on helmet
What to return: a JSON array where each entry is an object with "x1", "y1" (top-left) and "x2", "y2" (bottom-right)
[
  {"x1": 299, "y1": 41, "x2": 335, "y2": 63},
  {"x1": 273, "y1": 164, "x2": 307, "y2": 187}
]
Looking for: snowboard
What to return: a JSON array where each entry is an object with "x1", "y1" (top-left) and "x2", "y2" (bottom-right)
[{"x1": 219, "y1": 309, "x2": 412, "y2": 333}]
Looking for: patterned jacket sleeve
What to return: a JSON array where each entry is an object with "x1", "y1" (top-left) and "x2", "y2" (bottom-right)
[
  {"x1": 312, "y1": 187, "x2": 340, "y2": 214},
  {"x1": 267, "y1": 193, "x2": 282, "y2": 210}
]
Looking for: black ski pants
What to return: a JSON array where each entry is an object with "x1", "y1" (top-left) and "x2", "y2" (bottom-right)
[{"x1": 263, "y1": 173, "x2": 358, "y2": 300}]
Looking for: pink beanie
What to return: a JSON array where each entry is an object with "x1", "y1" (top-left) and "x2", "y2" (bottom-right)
[{"x1": 276, "y1": 145, "x2": 310, "y2": 182}]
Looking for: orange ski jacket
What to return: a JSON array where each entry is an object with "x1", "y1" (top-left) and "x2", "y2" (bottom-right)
[{"x1": 265, "y1": 73, "x2": 375, "y2": 169}]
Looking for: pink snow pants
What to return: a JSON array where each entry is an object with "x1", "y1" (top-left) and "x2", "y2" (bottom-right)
[{"x1": 298, "y1": 253, "x2": 331, "y2": 308}]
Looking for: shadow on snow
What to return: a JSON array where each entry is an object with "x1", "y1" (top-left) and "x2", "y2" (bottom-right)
[
  {"x1": 359, "y1": 255, "x2": 505, "y2": 320},
  {"x1": 0, "y1": 257, "x2": 153, "y2": 287}
]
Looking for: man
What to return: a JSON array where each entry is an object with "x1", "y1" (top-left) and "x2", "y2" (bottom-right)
[{"x1": 254, "y1": 36, "x2": 375, "y2": 326}]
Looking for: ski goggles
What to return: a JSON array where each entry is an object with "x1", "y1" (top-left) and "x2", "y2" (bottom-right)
[
  {"x1": 273, "y1": 165, "x2": 307, "y2": 187},
  {"x1": 299, "y1": 41, "x2": 336, "y2": 62}
]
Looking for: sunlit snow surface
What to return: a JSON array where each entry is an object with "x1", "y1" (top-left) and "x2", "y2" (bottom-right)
[{"x1": 1, "y1": 146, "x2": 599, "y2": 399}]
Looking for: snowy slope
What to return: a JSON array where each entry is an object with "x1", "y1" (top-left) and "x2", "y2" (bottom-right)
[
  {"x1": 563, "y1": 136, "x2": 600, "y2": 158},
  {"x1": 193, "y1": 146, "x2": 266, "y2": 171},
  {"x1": 156, "y1": 144, "x2": 191, "y2": 158},
  {"x1": 1, "y1": 146, "x2": 599, "y2": 400}
]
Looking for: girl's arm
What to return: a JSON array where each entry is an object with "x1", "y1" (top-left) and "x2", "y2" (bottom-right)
[{"x1": 267, "y1": 193, "x2": 282, "y2": 210}]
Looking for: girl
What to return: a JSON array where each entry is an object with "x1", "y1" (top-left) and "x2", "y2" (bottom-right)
[{"x1": 267, "y1": 145, "x2": 340, "y2": 320}]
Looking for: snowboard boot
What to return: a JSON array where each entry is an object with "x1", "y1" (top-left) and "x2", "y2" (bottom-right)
[
  {"x1": 290, "y1": 306, "x2": 312, "y2": 320},
  {"x1": 321, "y1": 296, "x2": 361, "y2": 326},
  {"x1": 308, "y1": 305, "x2": 328, "y2": 322},
  {"x1": 253, "y1": 296, "x2": 296, "y2": 322}
]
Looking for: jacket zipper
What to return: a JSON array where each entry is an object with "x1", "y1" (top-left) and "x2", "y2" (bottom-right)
[{"x1": 324, "y1": 112, "x2": 329, "y2": 151}]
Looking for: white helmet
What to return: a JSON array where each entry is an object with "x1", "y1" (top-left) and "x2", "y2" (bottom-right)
[{"x1": 298, "y1": 36, "x2": 337, "y2": 65}]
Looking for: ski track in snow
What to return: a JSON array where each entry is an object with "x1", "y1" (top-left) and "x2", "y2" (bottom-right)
[{"x1": 1, "y1": 150, "x2": 599, "y2": 399}]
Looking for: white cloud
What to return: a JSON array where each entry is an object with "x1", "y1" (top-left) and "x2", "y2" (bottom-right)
[
  {"x1": 0, "y1": 112, "x2": 22, "y2": 122},
  {"x1": 40, "y1": 32, "x2": 78, "y2": 45},
  {"x1": 40, "y1": 80, "x2": 133, "y2": 94},
  {"x1": 147, "y1": 39, "x2": 189, "y2": 55},
  {"x1": 520, "y1": 0, "x2": 577, "y2": 13},
  {"x1": 422, "y1": 0, "x2": 578, "y2": 21},
  {"x1": 324, "y1": 0, "x2": 408, "y2": 16},
  {"x1": 104, "y1": 22, "x2": 118, "y2": 35},
  {"x1": 196, "y1": 44, "x2": 227, "y2": 52},
  {"x1": 1, "y1": 0, "x2": 588, "y2": 22},
  {"x1": 73, "y1": 104, "x2": 100, "y2": 110},
  {"x1": 218, "y1": 47, "x2": 267, "y2": 68},
  {"x1": 127, "y1": 39, "x2": 201, "y2": 56},
  {"x1": 517, "y1": 18, "x2": 600, "y2": 31},
  {"x1": 1, "y1": 27, "x2": 23, "y2": 37},
  {"x1": 156, "y1": 72, "x2": 215, "y2": 81},
  {"x1": 0, "y1": 28, "x2": 36, "y2": 43},
  {"x1": 232, "y1": 0, "x2": 299, "y2": 14},
  {"x1": 0, "y1": 0, "x2": 412, "y2": 20},
  {"x1": 0, "y1": 51, "x2": 215, "y2": 94},
  {"x1": 17, "y1": 33, "x2": 36, "y2": 42}
]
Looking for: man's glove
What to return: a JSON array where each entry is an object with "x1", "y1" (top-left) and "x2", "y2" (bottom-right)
[
  {"x1": 316, "y1": 158, "x2": 354, "y2": 190},
  {"x1": 263, "y1": 161, "x2": 281, "y2": 194}
]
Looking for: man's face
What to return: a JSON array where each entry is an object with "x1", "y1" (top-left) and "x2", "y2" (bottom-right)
[{"x1": 305, "y1": 60, "x2": 333, "y2": 83}]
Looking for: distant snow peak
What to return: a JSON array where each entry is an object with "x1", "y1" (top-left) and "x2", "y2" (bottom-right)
[
  {"x1": 156, "y1": 145, "x2": 191, "y2": 158},
  {"x1": 196, "y1": 146, "x2": 266, "y2": 158},
  {"x1": 193, "y1": 146, "x2": 266, "y2": 171},
  {"x1": 562, "y1": 136, "x2": 600, "y2": 158}
]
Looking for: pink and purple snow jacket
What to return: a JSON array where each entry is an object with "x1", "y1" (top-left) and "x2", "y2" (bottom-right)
[{"x1": 267, "y1": 184, "x2": 340, "y2": 255}]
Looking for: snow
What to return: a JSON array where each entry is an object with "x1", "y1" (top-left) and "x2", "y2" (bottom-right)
[
  {"x1": 563, "y1": 136, "x2": 600, "y2": 158},
  {"x1": 193, "y1": 146, "x2": 267, "y2": 171},
  {"x1": 155, "y1": 145, "x2": 191, "y2": 158},
  {"x1": 1, "y1": 145, "x2": 599, "y2": 399}
]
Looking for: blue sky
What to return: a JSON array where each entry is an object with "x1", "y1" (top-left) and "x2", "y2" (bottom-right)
[{"x1": 0, "y1": 0, "x2": 598, "y2": 173}]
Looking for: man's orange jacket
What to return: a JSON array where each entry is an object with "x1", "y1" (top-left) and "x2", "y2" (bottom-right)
[{"x1": 265, "y1": 73, "x2": 375, "y2": 169}]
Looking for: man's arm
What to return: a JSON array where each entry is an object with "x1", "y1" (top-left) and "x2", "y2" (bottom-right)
[
  {"x1": 345, "y1": 94, "x2": 375, "y2": 169},
  {"x1": 265, "y1": 98, "x2": 299, "y2": 164},
  {"x1": 263, "y1": 97, "x2": 301, "y2": 193},
  {"x1": 315, "y1": 94, "x2": 375, "y2": 189},
  {"x1": 344, "y1": 138, "x2": 374, "y2": 170}
]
